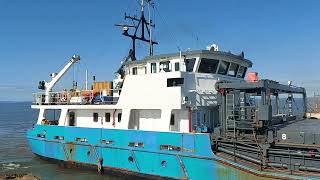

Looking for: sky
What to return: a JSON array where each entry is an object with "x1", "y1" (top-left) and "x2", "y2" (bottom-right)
[{"x1": 0, "y1": 0, "x2": 320, "y2": 101}]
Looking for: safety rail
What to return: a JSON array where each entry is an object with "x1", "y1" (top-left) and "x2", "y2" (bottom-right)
[{"x1": 32, "y1": 89, "x2": 120, "y2": 105}]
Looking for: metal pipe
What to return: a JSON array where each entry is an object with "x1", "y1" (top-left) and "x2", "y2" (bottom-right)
[
  {"x1": 268, "y1": 163, "x2": 288, "y2": 169},
  {"x1": 276, "y1": 94, "x2": 280, "y2": 114},
  {"x1": 219, "y1": 143, "x2": 259, "y2": 152},
  {"x1": 299, "y1": 166, "x2": 320, "y2": 172},
  {"x1": 269, "y1": 150, "x2": 320, "y2": 158},
  {"x1": 303, "y1": 89, "x2": 307, "y2": 117},
  {"x1": 218, "y1": 147, "x2": 262, "y2": 164},
  {"x1": 188, "y1": 107, "x2": 192, "y2": 132},
  {"x1": 85, "y1": 70, "x2": 88, "y2": 90}
]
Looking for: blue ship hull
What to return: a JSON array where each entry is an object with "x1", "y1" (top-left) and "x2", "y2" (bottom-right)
[{"x1": 27, "y1": 125, "x2": 308, "y2": 180}]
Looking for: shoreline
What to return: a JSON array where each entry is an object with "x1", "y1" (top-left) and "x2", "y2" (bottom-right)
[{"x1": 0, "y1": 173, "x2": 40, "y2": 180}]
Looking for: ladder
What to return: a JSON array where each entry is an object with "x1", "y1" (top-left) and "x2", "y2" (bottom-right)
[{"x1": 226, "y1": 94, "x2": 237, "y2": 138}]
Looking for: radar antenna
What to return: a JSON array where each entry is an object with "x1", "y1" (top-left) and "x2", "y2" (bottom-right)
[{"x1": 115, "y1": 0, "x2": 158, "y2": 61}]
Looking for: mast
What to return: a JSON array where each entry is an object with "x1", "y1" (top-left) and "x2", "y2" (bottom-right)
[{"x1": 116, "y1": 0, "x2": 158, "y2": 61}]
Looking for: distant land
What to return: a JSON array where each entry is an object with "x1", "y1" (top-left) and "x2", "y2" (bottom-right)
[{"x1": 0, "y1": 101, "x2": 32, "y2": 103}]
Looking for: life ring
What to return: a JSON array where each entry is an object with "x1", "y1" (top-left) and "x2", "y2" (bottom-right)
[{"x1": 215, "y1": 80, "x2": 226, "y2": 94}]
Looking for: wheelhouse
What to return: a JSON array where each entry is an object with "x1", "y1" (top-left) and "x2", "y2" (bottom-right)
[{"x1": 124, "y1": 50, "x2": 252, "y2": 79}]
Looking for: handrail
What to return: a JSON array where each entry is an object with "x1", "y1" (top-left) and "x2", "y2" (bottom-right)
[{"x1": 32, "y1": 89, "x2": 121, "y2": 105}]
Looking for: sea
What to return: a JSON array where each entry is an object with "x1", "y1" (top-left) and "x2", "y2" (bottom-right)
[{"x1": 0, "y1": 102, "x2": 123, "y2": 180}]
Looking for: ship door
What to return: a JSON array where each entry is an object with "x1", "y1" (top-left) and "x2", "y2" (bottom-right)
[
  {"x1": 69, "y1": 111, "x2": 75, "y2": 126},
  {"x1": 129, "y1": 109, "x2": 139, "y2": 130}
]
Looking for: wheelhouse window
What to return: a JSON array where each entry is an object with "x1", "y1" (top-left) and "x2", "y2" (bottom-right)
[
  {"x1": 93, "y1": 112, "x2": 98, "y2": 122},
  {"x1": 185, "y1": 58, "x2": 196, "y2": 72},
  {"x1": 217, "y1": 61, "x2": 230, "y2": 75},
  {"x1": 160, "y1": 61, "x2": 171, "y2": 72},
  {"x1": 237, "y1": 66, "x2": 247, "y2": 78},
  {"x1": 198, "y1": 58, "x2": 219, "y2": 74},
  {"x1": 174, "y1": 62, "x2": 180, "y2": 71},
  {"x1": 227, "y1": 63, "x2": 239, "y2": 77},
  {"x1": 105, "y1": 112, "x2": 111, "y2": 122},
  {"x1": 132, "y1": 67, "x2": 138, "y2": 75},
  {"x1": 151, "y1": 63, "x2": 157, "y2": 73}
]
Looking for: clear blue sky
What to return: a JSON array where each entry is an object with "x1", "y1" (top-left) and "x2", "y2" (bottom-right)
[{"x1": 0, "y1": 0, "x2": 319, "y2": 101}]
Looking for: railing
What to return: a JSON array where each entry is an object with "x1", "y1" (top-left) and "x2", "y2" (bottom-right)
[{"x1": 32, "y1": 89, "x2": 120, "y2": 105}]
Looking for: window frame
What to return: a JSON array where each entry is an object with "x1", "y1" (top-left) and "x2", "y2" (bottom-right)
[
  {"x1": 93, "y1": 112, "x2": 99, "y2": 122},
  {"x1": 105, "y1": 112, "x2": 111, "y2": 122},
  {"x1": 227, "y1": 63, "x2": 239, "y2": 77},
  {"x1": 198, "y1": 58, "x2": 219, "y2": 74},
  {"x1": 167, "y1": 78, "x2": 184, "y2": 87},
  {"x1": 159, "y1": 61, "x2": 171, "y2": 72},
  {"x1": 237, "y1": 66, "x2": 247, "y2": 78},
  {"x1": 151, "y1": 63, "x2": 157, "y2": 73},
  {"x1": 118, "y1": 113, "x2": 122, "y2": 122},
  {"x1": 69, "y1": 111, "x2": 75, "y2": 126},
  {"x1": 170, "y1": 114, "x2": 175, "y2": 125},
  {"x1": 217, "y1": 61, "x2": 230, "y2": 75},
  {"x1": 132, "y1": 67, "x2": 138, "y2": 75},
  {"x1": 174, "y1": 62, "x2": 180, "y2": 71},
  {"x1": 185, "y1": 58, "x2": 196, "y2": 72}
]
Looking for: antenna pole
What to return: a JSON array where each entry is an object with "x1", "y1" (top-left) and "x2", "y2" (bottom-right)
[
  {"x1": 141, "y1": 0, "x2": 144, "y2": 12},
  {"x1": 85, "y1": 69, "x2": 88, "y2": 90},
  {"x1": 148, "y1": 1, "x2": 153, "y2": 56},
  {"x1": 115, "y1": 0, "x2": 158, "y2": 61}
]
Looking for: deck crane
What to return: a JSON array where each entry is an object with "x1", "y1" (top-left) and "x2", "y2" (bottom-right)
[{"x1": 38, "y1": 55, "x2": 80, "y2": 103}]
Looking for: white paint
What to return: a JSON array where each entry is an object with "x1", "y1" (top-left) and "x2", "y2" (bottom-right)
[
  {"x1": 32, "y1": 51, "x2": 250, "y2": 133},
  {"x1": 44, "y1": 55, "x2": 80, "y2": 103},
  {"x1": 282, "y1": 133, "x2": 287, "y2": 140}
]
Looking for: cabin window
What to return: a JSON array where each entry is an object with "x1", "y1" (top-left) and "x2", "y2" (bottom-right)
[
  {"x1": 167, "y1": 78, "x2": 184, "y2": 87},
  {"x1": 151, "y1": 63, "x2": 157, "y2": 73},
  {"x1": 160, "y1": 61, "x2": 171, "y2": 72},
  {"x1": 105, "y1": 112, "x2": 111, "y2": 122},
  {"x1": 228, "y1": 63, "x2": 239, "y2": 77},
  {"x1": 118, "y1": 113, "x2": 122, "y2": 122},
  {"x1": 198, "y1": 58, "x2": 219, "y2": 74},
  {"x1": 170, "y1": 114, "x2": 175, "y2": 125},
  {"x1": 93, "y1": 112, "x2": 98, "y2": 122},
  {"x1": 69, "y1": 111, "x2": 75, "y2": 126},
  {"x1": 185, "y1": 58, "x2": 196, "y2": 72},
  {"x1": 42, "y1": 109, "x2": 61, "y2": 125},
  {"x1": 237, "y1": 66, "x2": 247, "y2": 78},
  {"x1": 174, "y1": 62, "x2": 180, "y2": 71},
  {"x1": 132, "y1": 67, "x2": 138, "y2": 75},
  {"x1": 217, "y1": 61, "x2": 230, "y2": 75}
]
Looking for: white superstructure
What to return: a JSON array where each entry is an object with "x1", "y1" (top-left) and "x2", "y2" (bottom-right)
[{"x1": 32, "y1": 49, "x2": 252, "y2": 133}]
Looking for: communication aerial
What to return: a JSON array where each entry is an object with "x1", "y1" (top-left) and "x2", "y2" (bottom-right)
[{"x1": 115, "y1": 0, "x2": 158, "y2": 61}]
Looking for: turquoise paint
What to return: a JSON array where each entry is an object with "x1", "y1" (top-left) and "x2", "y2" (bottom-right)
[
  {"x1": 28, "y1": 125, "x2": 215, "y2": 179},
  {"x1": 27, "y1": 125, "x2": 313, "y2": 180}
]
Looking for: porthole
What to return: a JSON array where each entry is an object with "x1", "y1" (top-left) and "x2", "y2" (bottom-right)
[
  {"x1": 128, "y1": 156, "x2": 134, "y2": 162},
  {"x1": 161, "y1": 160, "x2": 167, "y2": 168}
]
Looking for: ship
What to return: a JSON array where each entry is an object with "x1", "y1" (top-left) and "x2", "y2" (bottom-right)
[{"x1": 27, "y1": 1, "x2": 320, "y2": 179}]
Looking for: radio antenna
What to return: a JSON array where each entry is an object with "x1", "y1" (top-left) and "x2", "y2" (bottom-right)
[{"x1": 115, "y1": 0, "x2": 158, "y2": 61}]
